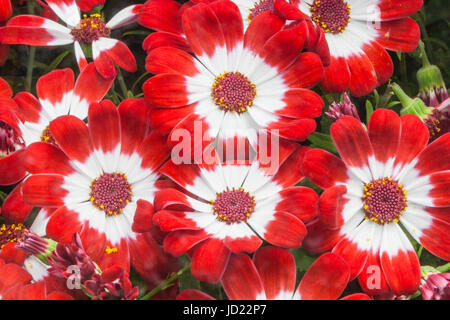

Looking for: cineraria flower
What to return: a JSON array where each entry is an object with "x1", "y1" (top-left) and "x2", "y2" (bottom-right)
[
  {"x1": 21, "y1": 99, "x2": 179, "y2": 291},
  {"x1": 0, "y1": 258, "x2": 74, "y2": 300},
  {"x1": 153, "y1": 145, "x2": 318, "y2": 283},
  {"x1": 1, "y1": 64, "x2": 113, "y2": 225},
  {"x1": 177, "y1": 247, "x2": 371, "y2": 300},
  {"x1": 275, "y1": 0, "x2": 422, "y2": 97},
  {"x1": 142, "y1": 0, "x2": 324, "y2": 156},
  {"x1": 301, "y1": 109, "x2": 450, "y2": 296},
  {"x1": 0, "y1": 0, "x2": 142, "y2": 79}
]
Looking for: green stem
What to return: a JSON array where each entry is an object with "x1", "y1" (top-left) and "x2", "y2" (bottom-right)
[
  {"x1": 139, "y1": 264, "x2": 190, "y2": 300},
  {"x1": 25, "y1": 1, "x2": 36, "y2": 92},
  {"x1": 436, "y1": 262, "x2": 450, "y2": 273},
  {"x1": 116, "y1": 67, "x2": 129, "y2": 98}
]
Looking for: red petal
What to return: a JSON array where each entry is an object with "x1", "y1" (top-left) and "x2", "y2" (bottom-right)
[
  {"x1": 330, "y1": 116, "x2": 374, "y2": 169},
  {"x1": 368, "y1": 109, "x2": 401, "y2": 163},
  {"x1": 13, "y1": 92, "x2": 41, "y2": 123},
  {"x1": 132, "y1": 200, "x2": 154, "y2": 233},
  {"x1": 302, "y1": 148, "x2": 348, "y2": 189},
  {"x1": 46, "y1": 206, "x2": 83, "y2": 243},
  {"x1": 414, "y1": 133, "x2": 450, "y2": 176},
  {"x1": 118, "y1": 98, "x2": 150, "y2": 155},
  {"x1": 142, "y1": 32, "x2": 190, "y2": 53},
  {"x1": 1, "y1": 182, "x2": 33, "y2": 224},
  {"x1": 143, "y1": 74, "x2": 189, "y2": 107},
  {"x1": 209, "y1": 0, "x2": 243, "y2": 52},
  {"x1": 0, "y1": 150, "x2": 27, "y2": 185},
  {"x1": 375, "y1": 18, "x2": 420, "y2": 52},
  {"x1": 244, "y1": 11, "x2": 284, "y2": 54},
  {"x1": 253, "y1": 246, "x2": 296, "y2": 300},
  {"x1": 0, "y1": 242, "x2": 27, "y2": 265},
  {"x1": 49, "y1": 115, "x2": 92, "y2": 163},
  {"x1": 221, "y1": 253, "x2": 264, "y2": 300},
  {"x1": 319, "y1": 185, "x2": 348, "y2": 229},
  {"x1": 282, "y1": 52, "x2": 324, "y2": 89},
  {"x1": 297, "y1": 253, "x2": 350, "y2": 300},
  {"x1": 138, "y1": 0, "x2": 182, "y2": 34},
  {"x1": 163, "y1": 229, "x2": 211, "y2": 256},
  {"x1": 362, "y1": 41, "x2": 393, "y2": 86},
  {"x1": 321, "y1": 56, "x2": 350, "y2": 93},
  {"x1": 22, "y1": 174, "x2": 67, "y2": 207},
  {"x1": 96, "y1": 238, "x2": 130, "y2": 272},
  {"x1": 378, "y1": 0, "x2": 423, "y2": 20},
  {"x1": 128, "y1": 232, "x2": 178, "y2": 287},
  {"x1": 275, "y1": 88, "x2": 323, "y2": 119},
  {"x1": 262, "y1": 211, "x2": 306, "y2": 248},
  {"x1": 36, "y1": 68, "x2": 74, "y2": 106},
  {"x1": 303, "y1": 219, "x2": 344, "y2": 253},
  {"x1": 146, "y1": 46, "x2": 200, "y2": 76},
  {"x1": 275, "y1": 186, "x2": 319, "y2": 223},
  {"x1": 24, "y1": 142, "x2": 74, "y2": 175},
  {"x1": 347, "y1": 53, "x2": 378, "y2": 97},
  {"x1": 182, "y1": 3, "x2": 225, "y2": 58},
  {"x1": 88, "y1": 100, "x2": 120, "y2": 153},
  {"x1": 191, "y1": 237, "x2": 230, "y2": 283}
]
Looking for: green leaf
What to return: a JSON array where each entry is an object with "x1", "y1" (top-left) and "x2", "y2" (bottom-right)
[
  {"x1": 44, "y1": 50, "x2": 70, "y2": 74},
  {"x1": 365, "y1": 100, "x2": 374, "y2": 123},
  {"x1": 122, "y1": 30, "x2": 151, "y2": 37},
  {"x1": 307, "y1": 132, "x2": 337, "y2": 154}
]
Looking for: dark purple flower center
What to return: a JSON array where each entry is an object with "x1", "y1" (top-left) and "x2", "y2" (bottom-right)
[
  {"x1": 363, "y1": 178, "x2": 407, "y2": 224},
  {"x1": 211, "y1": 187, "x2": 256, "y2": 224},
  {"x1": 248, "y1": 0, "x2": 274, "y2": 21},
  {"x1": 310, "y1": 0, "x2": 351, "y2": 34},
  {"x1": 90, "y1": 172, "x2": 132, "y2": 216},
  {"x1": 0, "y1": 120, "x2": 22, "y2": 156},
  {"x1": 70, "y1": 14, "x2": 110, "y2": 45},
  {"x1": 40, "y1": 126, "x2": 58, "y2": 146},
  {"x1": 211, "y1": 72, "x2": 257, "y2": 114},
  {"x1": 0, "y1": 223, "x2": 26, "y2": 249}
]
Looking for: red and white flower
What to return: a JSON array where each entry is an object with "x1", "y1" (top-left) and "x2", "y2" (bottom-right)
[
  {"x1": 275, "y1": 0, "x2": 422, "y2": 97},
  {"x1": 0, "y1": 258, "x2": 74, "y2": 300},
  {"x1": 0, "y1": 0, "x2": 142, "y2": 79},
  {"x1": 21, "y1": 99, "x2": 179, "y2": 291},
  {"x1": 301, "y1": 108, "x2": 450, "y2": 296},
  {"x1": 142, "y1": 0, "x2": 324, "y2": 156},
  {"x1": 1, "y1": 63, "x2": 113, "y2": 225},
  {"x1": 177, "y1": 246, "x2": 371, "y2": 300},
  {"x1": 153, "y1": 145, "x2": 318, "y2": 283}
]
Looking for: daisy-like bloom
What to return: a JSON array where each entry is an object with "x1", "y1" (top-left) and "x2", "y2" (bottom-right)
[
  {"x1": 274, "y1": 0, "x2": 422, "y2": 97},
  {"x1": 142, "y1": 0, "x2": 324, "y2": 156},
  {"x1": 153, "y1": 144, "x2": 318, "y2": 284},
  {"x1": 0, "y1": 258, "x2": 74, "y2": 300},
  {"x1": 1, "y1": 63, "x2": 113, "y2": 226},
  {"x1": 0, "y1": 0, "x2": 141, "y2": 79},
  {"x1": 301, "y1": 108, "x2": 450, "y2": 296},
  {"x1": 21, "y1": 99, "x2": 179, "y2": 292},
  {"x1": 177, "y1": 246, "x2": 371, "y2": 300}
]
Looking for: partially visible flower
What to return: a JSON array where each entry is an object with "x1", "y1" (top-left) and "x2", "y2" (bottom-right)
[
  {"x1": 279, "y1": 0, "x2": 423, "y2": 97},
  {"x1": 0, "y1": 0, "x2": 141, "y2": 79},
  {"x1": 325, "y1": 93, "x2": 360, "y2": 121},
  {"x1": 416, "y1": 41, "x2": 449, "y2": 108},
  {"x1": 177, "y1": 247, "x2": 371, "y2": 300},
  {"x1": 392, "y1": 82, "x2": 449, "y2": 140},
  {"x1": 421, "y1": 272, "x2": 450, "y2": 300},
  {"x1": 84, "y1": 265, "x2": 139, "y2": 300},
  {"x1": 301, "y1": 109, "x2": 450, "y2": 297},
  {"x1": 0, "y1": 258, "x2": 74, "y2": 300}
]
